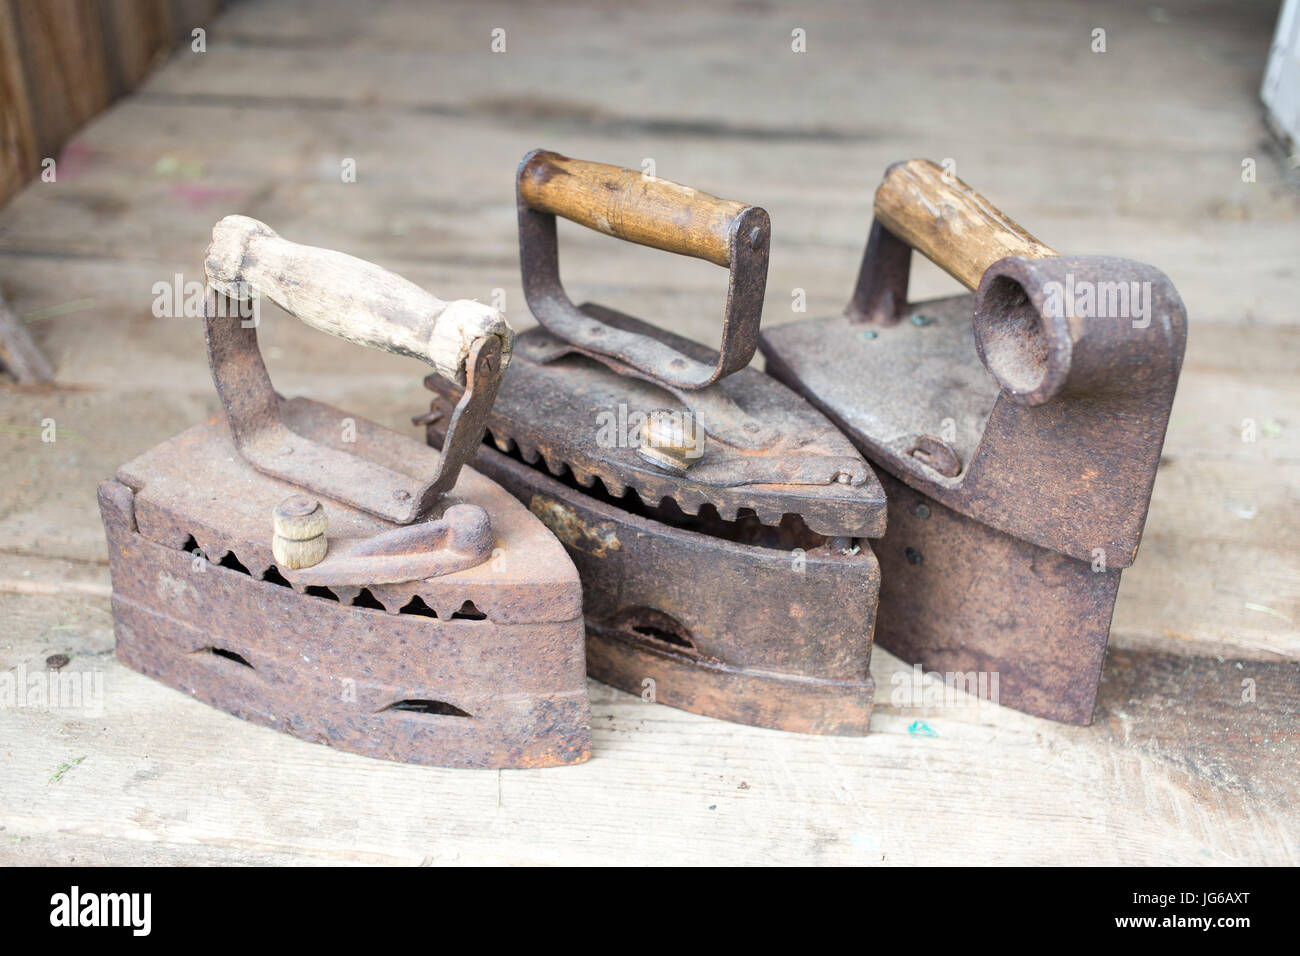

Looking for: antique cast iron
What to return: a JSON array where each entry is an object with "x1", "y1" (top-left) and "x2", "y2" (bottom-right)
[
  {"x1": 100, "y1": 216, "x2": 590, "y2": 768},
  {"x1": 760, "y1": 159, "x2": 1186, "y2": 724},
  {"x1": 424, "y1": 150, "x2": 887, "y2": 735}
]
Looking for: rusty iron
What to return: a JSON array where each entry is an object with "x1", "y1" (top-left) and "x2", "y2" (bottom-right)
[
  {"x1": 207, "y1": 293, "x2": 504, "y2": 526},
  {"x1": 760, "y1": 161, "x2": 1187, "y2": 724},
  {"x1": 423, "y1": 149, "x2": 885, "y2": 734},
  {"x1": 99, "y1": 232, "x2": 591, "y2": 768},
  {"x1": 517, "y1": 148, "x2": 770, "y2": 390}
]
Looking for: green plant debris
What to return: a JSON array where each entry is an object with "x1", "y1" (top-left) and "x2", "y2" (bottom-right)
[{"x1": 49, "y1": 756, "x2": 86, "y2": 784}]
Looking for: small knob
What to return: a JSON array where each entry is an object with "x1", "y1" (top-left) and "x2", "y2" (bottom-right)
[
  {"x1": 272, "y1": 494, "x2": 328, "y2": 569},
  {"x1": 636, "y1": 409, "x2": 706, "y2": 475}
]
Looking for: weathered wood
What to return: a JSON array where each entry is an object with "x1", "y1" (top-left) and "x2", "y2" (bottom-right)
[
  {"x1": 0, "y1": 1, "x2": 38, "y2": 204},
  {"x1": 0, "y1": 0, "x2": 1294, "y2": 866},
  {"x1": 0, "y1": 289, "x2": 52, "y2": 382},
  {"x1": 518, "y1": 150, "x2": 753, "y2": 267},
  {"x1": 102, "y1": 0, "x2": 174, "y2": 95},
  {"x1": 205, "y1": 215, "x2": 512, "y2": 384},
  {"x1": 0, "y1": 0, "x2": 223, "y2": 207},
  {"x1": 8, "y1": 0, "x2": 113, "y2": 165},
  {"x1": 873, "y1": 159, "x2": 1057, "y2": 290}
]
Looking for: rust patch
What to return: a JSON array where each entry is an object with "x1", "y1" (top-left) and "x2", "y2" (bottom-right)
[{"x1": 530, "y1": 495, "x2": 621, "y2": 557}]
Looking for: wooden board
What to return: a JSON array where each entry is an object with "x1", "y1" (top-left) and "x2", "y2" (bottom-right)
[{"x1": 0, "y1": 0, "x2": 1296, "y2": 865}]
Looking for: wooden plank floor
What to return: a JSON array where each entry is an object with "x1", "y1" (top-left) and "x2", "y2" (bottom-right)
[{"x1": 1, "y1": 0, "x2": 1296, "y2": 865}]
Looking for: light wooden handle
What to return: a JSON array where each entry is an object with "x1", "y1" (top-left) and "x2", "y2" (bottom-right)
[
  {"x1": 204, "y1": 215, "x2": 512, "y2": 385},
  {"x1": 873, "y1": 159, "x2": 1056, "y2": 290},
  {"x1": 518, "y1": 150, "x2": 759, "y2": 268}
]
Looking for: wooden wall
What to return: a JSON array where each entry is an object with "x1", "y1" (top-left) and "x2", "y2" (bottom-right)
[{"x1": 0, "y1": 0, "x2": 224, "y2": 207}]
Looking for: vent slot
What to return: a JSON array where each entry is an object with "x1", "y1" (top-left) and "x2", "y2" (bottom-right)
[
  {"x1": 198, "y1": 647, "x2": 255, "y2": 669},
  {"x1": 473, "y1": 425, "x2": 830, "y2": 552},
  {"x1": 380, "y1": 699, "x2": 471, "y2": 718},
  {"x1": 261, "y1": 566, "x2": 292, "y2": 587},
  {"x1": 399, "y1": 596, "x2": 438, "y2": 618},
  {"x1": 218, "y1": 551, "x2": 250, "y2": 575},
  {"x1": 164, "y1": 535, "x2": 480, "y2": 617},
  {"x1": 451, "y1": 600, "x2": 486, "y2": 621},
  {"x1": 352, "y1": 588, "x2": 385, "y2": 610},
  {"x1": 612, "y1": 607, "x2": 697, "y2": 655}
]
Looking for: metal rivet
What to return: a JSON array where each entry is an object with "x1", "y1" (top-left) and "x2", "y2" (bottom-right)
[
  {"x1": 749, "y1": 227, "x2": 763, "y2": 250},
  {"x1": 905, "y1": 546, "x2": 923, "y2": 565},
  {"x1": 915, "y1": 503, "x2": 931, "y2": 519},
  {"x1": 907, "y1": 435, "x2": 961, "y2": 478},
  {"x1": 636, "y1": 409, "x2": 706, "y2": 475}
]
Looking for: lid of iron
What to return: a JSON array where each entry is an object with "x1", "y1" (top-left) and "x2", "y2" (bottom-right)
[
  {"x1": 435, "y1": 149, "x2": 887, "y2": 540},
  {"x1": 427, "y1": 305, "x2": 886, "y2": 539}
]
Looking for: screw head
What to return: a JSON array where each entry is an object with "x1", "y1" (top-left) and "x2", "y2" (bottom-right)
[{"x1": 636, "y1": 409, "x2": 706, "y2": 474}]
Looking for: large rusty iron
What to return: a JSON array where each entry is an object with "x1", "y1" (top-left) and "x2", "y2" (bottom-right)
[
  {"x1": 760, "y1": 159, "x2": 1187, "y2": 724},
  {"x1": 99, "y1": 216, "x2": 590, "y2": 768},
  {"x1": 424, "y1": 150, "x2": 885, "y2": 734}
]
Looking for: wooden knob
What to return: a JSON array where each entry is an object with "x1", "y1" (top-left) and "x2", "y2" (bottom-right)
[
  {"x1": 872, "y1": 159, "x2": 1056, "y2": 290},
  {"x1": 636, "y1": 409, "x2": 706, "y2": 474},
  {"x1": 272, "y1": 495, "x2": 328, "y2": 568}
]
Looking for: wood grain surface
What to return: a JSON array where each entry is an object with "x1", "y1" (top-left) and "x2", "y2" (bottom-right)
[
  {"x1": 873, "y1": 158, "x2": 1057, "y2": 289},
  {"x1": 205, "y1": 214, "x2": 511, "y2": 383},
  {"x1": 518, "y1": 150, "x2": 752, "y2": 267},
  {"x1": 0, "y1": 0, "x2": 1295, "y2": 866}
]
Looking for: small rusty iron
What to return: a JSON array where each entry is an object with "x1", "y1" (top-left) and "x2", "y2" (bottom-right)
[
  {"x1": 760, "y1": 159, "x2": 1187, "y2": 724},
  {"x1": 99, "y1": 217, "x2": 590, "y2": 768},
  {"x1": 424, "y1": 150, "x2": 884, "y2": 734}
]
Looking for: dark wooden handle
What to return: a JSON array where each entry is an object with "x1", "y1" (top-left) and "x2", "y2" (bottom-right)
[
  {"x1": 518, "y1": 150, "x2": 756, "y2": 268},
  {"x1": 873, "y1": 159, "x2": 1056, "y2": 290}
]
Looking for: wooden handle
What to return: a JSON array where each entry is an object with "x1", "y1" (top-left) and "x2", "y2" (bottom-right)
[
  {"x1": 873, "y1": 159, "x2": 1056, "y2": 290},
  {"x1": 518, "y1": 150, "x2": 757, "y2": 268},
  {"x1": 204, "y1": 215, "x2": 512, "y2": 386}
]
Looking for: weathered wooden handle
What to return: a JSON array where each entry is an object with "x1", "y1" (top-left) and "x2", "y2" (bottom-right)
[
  {"x1": 517, "y1": 150, "x2": 757, "y2": 268},
  {"x1": 873, "y1": 159, "x2": 1057, "y2": 290},
  {"x1": 204, "y1": 215, "x2": 512, "y2": 385}
]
